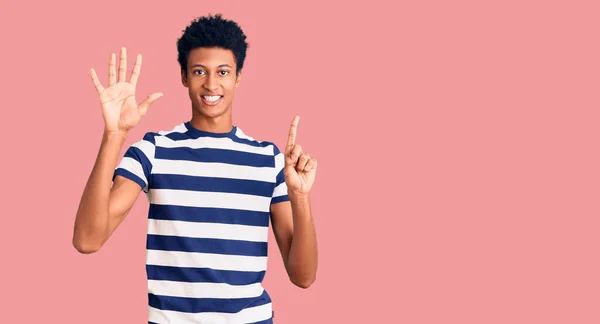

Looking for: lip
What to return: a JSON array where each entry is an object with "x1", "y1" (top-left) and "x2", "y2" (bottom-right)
[{"x1": 201, "y1": 95, "x2": 223, "y2": 106}]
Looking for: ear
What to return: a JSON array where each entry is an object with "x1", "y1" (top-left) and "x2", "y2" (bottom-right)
[
  {"x1": 235, "y1": 71, "x2": 242, "y2": 88},
  {"x1": 181, "y1": 69, "x2": 189, "y2": 87}
]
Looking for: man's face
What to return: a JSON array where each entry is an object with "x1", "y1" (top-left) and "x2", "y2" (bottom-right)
[{"x1": 182, "y1": 47, "x2": 241, "y2": 118}]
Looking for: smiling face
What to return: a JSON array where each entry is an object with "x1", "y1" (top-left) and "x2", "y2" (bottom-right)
[{"x1": 182, "y1": 47, "x2": 241, "y2": 120}]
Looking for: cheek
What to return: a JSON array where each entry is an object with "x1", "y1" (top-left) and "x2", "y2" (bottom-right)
[
  {"x1": 189, "y1": 88, "x2": 201, "y2": 99},
  {"x1": 226, "y1": 79, "x2": 238, "y2": 91}
]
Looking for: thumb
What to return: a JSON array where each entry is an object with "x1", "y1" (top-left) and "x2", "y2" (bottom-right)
[{"x1": 139, "y1": 92, "x2": 163, "y2": 116}]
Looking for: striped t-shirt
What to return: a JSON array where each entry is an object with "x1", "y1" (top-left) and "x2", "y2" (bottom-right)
[{"x1": 113, "y1": 121, "x2": 289, "y2": 324}]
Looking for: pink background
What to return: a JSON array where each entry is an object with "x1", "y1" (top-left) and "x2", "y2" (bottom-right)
[{"x1": 1, "y1": 0, "x2": 599, "y2": 323}]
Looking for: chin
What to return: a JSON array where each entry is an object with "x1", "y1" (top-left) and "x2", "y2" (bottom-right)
[{"x1": 195, "y1": 103, "x2": 229, "y2": 118}]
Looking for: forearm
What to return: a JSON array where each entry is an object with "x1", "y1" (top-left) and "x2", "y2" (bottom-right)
[
  {"x1": 286, "y1": 192, "x2": 318, "y2": 287},
  {"x1": 73, "y1": 131, "x2": 128, "y2": 253}
]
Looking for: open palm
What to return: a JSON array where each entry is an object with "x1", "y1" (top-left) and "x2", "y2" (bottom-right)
[{"x1": 90, "y1": 47, "x2": 162, "y2": 133}]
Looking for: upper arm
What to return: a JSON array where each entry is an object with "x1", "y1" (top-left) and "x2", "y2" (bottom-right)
[
  {"x1": 270, "y1": 143, "x2": 293, "y2": 270},
  {"x1": 107, "y1": 175, "x2": 143, "y2": 238},
  {"x1": 112, "y1": 132, "x2": 156, "y2": 193},
  {"x1": 270, "y1": 201, "x2": 294, "y2": 273},
  {"x1": 107, "y1": 132, "x2": 156, "y2": 238}
]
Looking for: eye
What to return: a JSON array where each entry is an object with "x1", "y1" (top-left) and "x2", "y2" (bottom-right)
[
  {"x1": 219, "y1": 70, "x2": 230, "y2": 76},
  {"x1": 193, "y1": 70, "x2": 206, "y2": 75}
]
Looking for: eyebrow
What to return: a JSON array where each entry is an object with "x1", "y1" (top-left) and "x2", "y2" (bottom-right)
[{"x1": 191, "y1": 64, "x2": 233, "y2": 69}]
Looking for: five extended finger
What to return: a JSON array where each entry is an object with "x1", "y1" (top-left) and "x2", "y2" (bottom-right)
[
  {"x1": 118, "y1": 47, "x2": 127, "y2": 82},
  {"x1": 138, "y1": 92, "x2": 164, "y2": 116},
  {"x1": 109, "y1": 52, "x2": 116, "y2": 86},
  {"x1": 130, "y1": 54, "x2": 142, "y2": 85},
  {"x1": 89, "y1": 68, "x2": 104, "y2": 93}
]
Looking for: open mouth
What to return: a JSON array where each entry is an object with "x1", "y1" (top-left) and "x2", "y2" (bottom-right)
[{"x1": 201, "y1": 95, "x2": 223, "y2": 106}]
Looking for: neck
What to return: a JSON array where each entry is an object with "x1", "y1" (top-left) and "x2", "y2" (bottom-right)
[{"x1": 189, "y1": 110, "x2": 233, "y2": 134}]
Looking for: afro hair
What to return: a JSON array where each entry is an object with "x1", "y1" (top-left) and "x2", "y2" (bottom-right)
[{"x1": 177, "y1": 14, "x2": 249, "y2": 75}]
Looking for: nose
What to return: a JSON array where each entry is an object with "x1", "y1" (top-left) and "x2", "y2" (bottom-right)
[{"x1": 203, "y1": 74, "x2": 219, "y2": 92}]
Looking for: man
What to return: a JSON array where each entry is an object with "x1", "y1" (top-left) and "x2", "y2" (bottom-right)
[{"x1": 73, "y1": 14, "x2": 318, "y2": 324}]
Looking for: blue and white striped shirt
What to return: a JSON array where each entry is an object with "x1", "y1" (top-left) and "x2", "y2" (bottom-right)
[{"x1": 114, "y1": 121, "x2": 288, "y2": 324}]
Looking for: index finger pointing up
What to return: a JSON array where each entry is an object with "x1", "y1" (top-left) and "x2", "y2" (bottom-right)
[{"x1": 287, "y1": 115, "x2": 299, "y2": 150}]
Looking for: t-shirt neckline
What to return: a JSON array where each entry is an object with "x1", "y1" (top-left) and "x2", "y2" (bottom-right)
[{"x1": 184, "y1": 121, "x2": 237, "y2": 138}]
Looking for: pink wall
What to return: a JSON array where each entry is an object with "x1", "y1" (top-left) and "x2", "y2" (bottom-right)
[{"x1": 1, "y1": 0, "x2": 599, "y2": 323}]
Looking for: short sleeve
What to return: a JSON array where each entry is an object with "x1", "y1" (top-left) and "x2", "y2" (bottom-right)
[
  {"x1": 271, "y1": 144, "x2": 289, "y2": 204},
  {"x1": 113, "y1": 132, "x2": 156, "y2": 193}
]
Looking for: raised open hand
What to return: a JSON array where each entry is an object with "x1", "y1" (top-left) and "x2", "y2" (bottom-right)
[
  {"x1": 89, "y1": 47, "x2": 163, "y2": 134},
  {"x1": 284, "y1": 116, "x2": 318, "y2": 196}
]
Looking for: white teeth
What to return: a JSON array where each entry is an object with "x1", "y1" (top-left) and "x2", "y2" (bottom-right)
[{"x1": 203, "y1": 96, "x2": 221, "y2": 102}]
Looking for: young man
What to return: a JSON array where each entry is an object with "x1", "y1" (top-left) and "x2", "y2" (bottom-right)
[{"x1": 73, "y1": 14, "x2": 318, "y2": 324}]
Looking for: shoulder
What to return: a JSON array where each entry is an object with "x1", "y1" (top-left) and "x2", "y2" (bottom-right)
[
  {"x1": 233, "y1": 127, "x2": 283, "y2": 156},
  {"x1": 137, "y1": 122, "x2": 190, "y2": 144}
]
